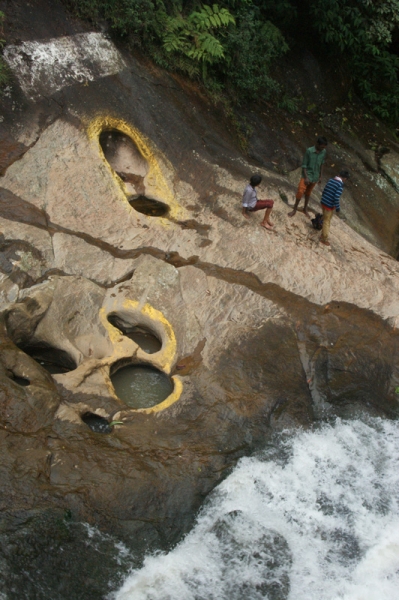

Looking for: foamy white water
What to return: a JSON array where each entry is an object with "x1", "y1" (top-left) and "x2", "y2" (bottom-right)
[
  {"x1": 114, "y1": 419, "x2": 399, "y2": 600},
  {"x1": 4, "y1": 33, "x2": 125, "y2": 99}
]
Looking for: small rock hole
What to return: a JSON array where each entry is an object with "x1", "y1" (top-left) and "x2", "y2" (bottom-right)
[
  {"x1": 81, "y1": 412, "x2": 113, "y2": 434},
  {"x1": 9, "y1": 373, "x2": 30, "y2": 386}
]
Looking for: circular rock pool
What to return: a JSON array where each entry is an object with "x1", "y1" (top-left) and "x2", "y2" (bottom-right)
[{"x1": 111, "y1": 364, "x2": 174, "y2": 409}]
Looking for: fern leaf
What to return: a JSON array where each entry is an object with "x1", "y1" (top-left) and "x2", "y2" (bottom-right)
[
  {"x1": 219, "y1": 9, "x2": 235, "y2": 26},
  {"x1": 210, "y1": 15, "x2": 218, "y2": 27}
]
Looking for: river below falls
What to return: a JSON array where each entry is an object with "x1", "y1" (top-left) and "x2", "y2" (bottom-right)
[
  {"x1": 0, "y1": 417, "x2": 398, "y2": 599},
  {"x1": 114, "y1": 417, "x2": 399, "y2": 600}
]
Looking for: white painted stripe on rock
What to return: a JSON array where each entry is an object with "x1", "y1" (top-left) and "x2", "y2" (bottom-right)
[{"x1": 3, "y1": 32, "x2": 126, "y2": 100}]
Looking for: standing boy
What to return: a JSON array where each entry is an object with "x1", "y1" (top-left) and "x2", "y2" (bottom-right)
[
  {"x1": 242, "y1": 174, "x2": 274, "y2": 231},
  {"x1": 289, "y1": 136, "x2": 328, "y2": 218},
  {"x1": 320, "y1": 170, "x2": 350, "y2": 246}
]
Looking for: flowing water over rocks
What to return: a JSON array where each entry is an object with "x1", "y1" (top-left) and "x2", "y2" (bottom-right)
[{"x1": 114, "y1": 418, "x2": 399, "y2": 600}]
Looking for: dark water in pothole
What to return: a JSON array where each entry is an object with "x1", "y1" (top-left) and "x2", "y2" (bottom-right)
[
  {"x1": 107, "y1": 317, "x2": 162, "y2": 354},
  {"x1": 128, "y1": 196, "x2": 169, "y2": 217},
  {"x1": 128, "y1": 330, "x2": 161, "y2": 354},
  {"x1": 81, "y1": 412, "x2": 113, "y2": 434},
  {"x1": 20, "y1": 345, "x2": 76, "y2": 375},
  {"x1": 111, "y1": 365, "x2": 173, "y2": 409}
]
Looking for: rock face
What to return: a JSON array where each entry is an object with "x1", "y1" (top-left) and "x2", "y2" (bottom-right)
[{"x1": 0, "y1": 0, "x2": 399, "y2": 550}]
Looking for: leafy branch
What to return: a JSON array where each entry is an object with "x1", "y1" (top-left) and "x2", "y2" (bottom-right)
[{"x1": 163, "y1": 4, "x2": 235, "y2": 79}]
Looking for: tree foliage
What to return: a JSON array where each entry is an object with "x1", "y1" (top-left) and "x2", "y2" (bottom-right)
[
  {"x1": 222, "y1": 8, "x2": 288, "y2": 101},
  {"x1": 308, "y1": 0, "x2": 399, "y2": 121},
  {"x1": 163, "y1": 4, "x2": 235, "y2": 79},
  {"x1": 65, "y1": 0, "x2": 399, "y2": 124}
]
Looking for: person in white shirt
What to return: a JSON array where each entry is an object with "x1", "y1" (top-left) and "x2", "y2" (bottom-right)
[{"x1": 242, "y1": 174, "x2": 274, "y2": 230}]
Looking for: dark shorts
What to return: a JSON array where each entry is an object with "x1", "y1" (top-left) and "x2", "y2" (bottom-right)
[{"x1": 248, "y1": 199, "x2": 274, "y2": 211}]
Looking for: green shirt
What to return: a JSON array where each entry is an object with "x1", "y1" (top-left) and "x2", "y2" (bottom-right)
[{"x1": 302, "y1": 146, "x2": 326, "y2": 182}]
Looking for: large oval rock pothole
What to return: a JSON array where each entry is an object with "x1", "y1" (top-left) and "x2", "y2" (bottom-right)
[
  {"x1": 111, "y1": 363, "x2": 174, "y2": 409},
  {"x1": 99, "y1": 129, "x2": 148, "y2": 196},
  {"x1": 108, "y1": 314, "x2": 162, "y2": 354},
  {"x1": 99, "y1": 129, "x2": 169, "y2": 216}
]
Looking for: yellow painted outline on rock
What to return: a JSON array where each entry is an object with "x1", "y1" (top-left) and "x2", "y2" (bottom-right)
[
  {"x1": 86, "y1": 115, "x2": 181, "y2": 220},
  {"x1": 99, "y1": 300, "x2": 182, "y2": 413}
]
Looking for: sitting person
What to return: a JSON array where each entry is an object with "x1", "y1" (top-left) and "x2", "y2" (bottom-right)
[{"x1": 242, "y1": 174, "x2": 274, "y2": 230}]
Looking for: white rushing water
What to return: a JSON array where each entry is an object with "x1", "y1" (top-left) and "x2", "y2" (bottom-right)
[
  {"x1": 113, "y1": 418, "x2": 399, "y2": 600},
  {"x1": 3, "y1": 33, "x2": 126, "y2": 100}
]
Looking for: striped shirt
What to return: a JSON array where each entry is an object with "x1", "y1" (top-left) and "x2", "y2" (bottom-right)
[
  {"x1": 321, "y1": 177, "x2": 344, "y2": 212},
  {"x1": 242, "y1": 184, "x2": 258, "y2": 209}
]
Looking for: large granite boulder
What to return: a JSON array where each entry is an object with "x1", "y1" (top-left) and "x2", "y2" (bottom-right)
[{"x1": 0, "y1": 5, "x2": 399, "y2": 550}]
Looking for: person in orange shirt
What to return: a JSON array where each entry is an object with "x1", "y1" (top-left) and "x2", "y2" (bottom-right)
[{"x1": 289, "y1": 136, "x2": 328, "y2": 218}]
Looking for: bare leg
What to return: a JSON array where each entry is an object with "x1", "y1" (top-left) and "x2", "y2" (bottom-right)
[
  {"x1": 242, "y1": 207, "x2": 250, "y2": 219},
  {"x1": 303, "y1": 196, "x2": 312, "y2": 218},
  {"x1": 288, "y1": 197, "x2": 301, "y2": 217},
  {"x1": 261, "y1": 208, "x2": 274, "y2": 230},
  {"x1": 265, "y1": 207, "x2": 273, "y2": 226}
]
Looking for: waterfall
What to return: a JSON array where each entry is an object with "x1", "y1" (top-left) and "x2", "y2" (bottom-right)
[{"x1": 114, "y1": 418, "x2": 399, "y2": 600}]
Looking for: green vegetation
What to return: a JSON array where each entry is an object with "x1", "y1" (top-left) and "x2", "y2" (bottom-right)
[
  {"x1": 66, "y1": 0, "x2": 289, "y2": 104},
  {"x1": 65, "y1": 0, "x2": 399, "y2": 124},
  {"x1": 309, "y1": 0, "x2": 399, "y2": 122}
]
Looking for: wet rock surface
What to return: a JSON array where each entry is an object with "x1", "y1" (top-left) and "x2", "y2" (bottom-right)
[
  {"x1": 0, "y1": 0, "x2": 399, "y2": 583},
  {"x1": 0, "y1": 260, "x2": 397, "y2": 553},
  {"x1": 0, "y1": 126, "x2": 30, "y2": 176},
  {"x1": 0, "y1": 508, "x2": 135, "y2": 600}
]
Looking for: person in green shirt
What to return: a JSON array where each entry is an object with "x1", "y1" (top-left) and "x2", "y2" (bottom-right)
[{"x1": 288, "y1": 136, "x2": 328, "y2": 218}]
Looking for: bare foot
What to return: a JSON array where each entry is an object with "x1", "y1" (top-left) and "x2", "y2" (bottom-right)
[
  {"x1": 242, "y1": 210, "x2": 250, "y2": 220},
  {"x1": 288, "y1": 210, "x2": 296, "y2": 217},
  {"x1": 267, "y1": 220, "x2": 274, "y2": 227},
  {"x1": 320, "y1": 239, "x2": 330, "y2": 246},
  {"x1": 303, "y1": 211, "x2": 312, "y2": 219},
  {"x1": 261, "y1": 222, "x2": 274, "y2": 231}
]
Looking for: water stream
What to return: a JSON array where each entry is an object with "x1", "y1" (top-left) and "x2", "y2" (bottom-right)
[{"x1": 113, "y1": 417, "x2": 399, "y2": 600}]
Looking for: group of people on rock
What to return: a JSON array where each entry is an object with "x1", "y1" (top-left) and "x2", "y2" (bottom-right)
[{"x1": 242, "y1": 136, "x2": 350, "y2": 246}]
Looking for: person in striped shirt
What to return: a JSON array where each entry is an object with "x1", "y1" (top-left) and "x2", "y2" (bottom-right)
[{"x1": 320, "y1": 170, "x2": 350, "y2": 246}]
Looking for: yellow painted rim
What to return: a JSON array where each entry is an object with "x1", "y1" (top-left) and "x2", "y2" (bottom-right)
[
  {"x1": 99, "y1": 300, "x2": 182, "y2": 412},
  {"x1": 86, "y1": 115, "x2": 182, "y2": 219}
]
